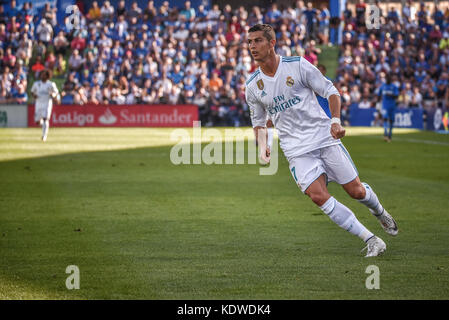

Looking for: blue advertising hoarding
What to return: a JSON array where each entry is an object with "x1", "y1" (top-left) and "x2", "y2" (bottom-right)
[{"x1": 349, "y1": 105, "x2": 424, "y2": 129}]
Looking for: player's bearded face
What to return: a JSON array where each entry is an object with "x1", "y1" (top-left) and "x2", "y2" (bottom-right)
[{"x1": 248, "y1": 31, "x2": 272, "y2": 62}]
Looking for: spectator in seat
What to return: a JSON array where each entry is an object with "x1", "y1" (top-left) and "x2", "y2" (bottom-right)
[
  {"x1": 409, "y1": 87, "x2": 423, "y2": 108},
  {"x1": 304, "y1": 47, "x2": 318, "y2": 66},
  {"x1": 359, "y1": 94, "x2": 372, "y2": 109},
  {"x1": 440, "y1": 28, "x2": 449, "y2": 50},
  {"x1": 61, "y1": 72, "x2": 78, "y2": 99},
  {"x1": 143, "y1": 1, "x2": 157, "y2": 22},
  {"x1": 31, "y1": 56, "x2": 45, "y2": 78},
  {"x1": 116, "y1": 0, "x2": 126, "y2": 18},
  {"x1": 68, "y1": 49, "x2": 84, "y2": 72},
  {"x1": 209, "y1": 71, "x2": 223, "y2": 92},
  {"x1": 355, "y1": 0, "x2": 366, "y2": 27},
  {"x1": 36, "y1": 18, "x2": 53, "y2": 45},
  {"x1": 53, "y1": 54, "x2": 66, "y2": 78},
  {"x1": 71, "y1": 34, "x2": 86, "y2": 51},
  {"x1": 128, "y1": 1, "x2": 142, "y2": 20},
  {"x1": 73, "y1": 84, "x2": 88, "y2": 105},
  {"x1": 87, "y1": 1, "x2": 101, "y2": 20},
  {"x1": 45, "y1": 52, "x2": 56, "y2": 71},
  {"x1": 12, "y1": 84, "x2": 28, "y2": 104},
  {"x1": 53, "y1": 31, "x2": 69, "y2": 56},
  {"x1": 180, "y1": 1, "x2": 196, "y2": 23},
  {"x1": 100, "y1": 1, "x2": 114, "y2": 22}
]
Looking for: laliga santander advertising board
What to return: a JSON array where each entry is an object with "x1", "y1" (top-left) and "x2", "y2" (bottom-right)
[{"x1": 28, "y1": 104, "x2": 198, "y2": 127}]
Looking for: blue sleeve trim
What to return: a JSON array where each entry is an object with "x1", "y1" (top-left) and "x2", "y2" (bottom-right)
[
  {"x1": 245, "y1": 70, "x2": 260, "y2": 86},
  {"x1": 282, "y1": 56, "x2": 301, "y2": 63}
]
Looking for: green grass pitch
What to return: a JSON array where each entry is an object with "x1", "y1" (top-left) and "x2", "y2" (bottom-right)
[{"x1": 0, "y1": 127, "x2": 448, "y2": 299}]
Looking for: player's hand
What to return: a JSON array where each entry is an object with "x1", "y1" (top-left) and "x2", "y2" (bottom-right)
[
  {"x1": 259, "y1": 146, "x2": 271, "y2": 165},
  {"x1": 331, "y1": 123, "x2": 346, "y2": 139}
]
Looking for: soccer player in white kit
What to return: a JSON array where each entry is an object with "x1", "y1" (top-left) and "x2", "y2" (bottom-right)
[
  {"x1": 31, "y1": 69, "x2": 60, "y2": 142},
  {"x1": 245, "y1": 24, "x2": 398, "y2": 257}
]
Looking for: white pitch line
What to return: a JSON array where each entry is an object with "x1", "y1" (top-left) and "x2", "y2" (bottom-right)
[
  {"x1": 395, "y1": 138, "x2": 449, "y2": 146},
  {"x1": 366, "y1": 135, "x2": 449, "y2": 146}
]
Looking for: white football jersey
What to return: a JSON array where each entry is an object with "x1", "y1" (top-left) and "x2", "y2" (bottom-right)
[
  {"x1": 245, "y1": 56, "x2": 341, "y2": 161},
  {"x1": 31, "y1": 80, "x2": 59, "y2": 110}
]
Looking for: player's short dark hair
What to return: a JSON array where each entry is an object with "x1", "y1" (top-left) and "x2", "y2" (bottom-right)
[
  {"x1": 248, "y1": 24, "x2": 276, "y2": 41},
  {"x1": 40, "y1": 69, "x2": 51, "y2": 79}
]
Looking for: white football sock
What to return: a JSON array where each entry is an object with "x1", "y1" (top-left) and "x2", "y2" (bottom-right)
[
  {"x1": 42, "y1": 119, "x2": 49, "y2": 139},
  {"x1": 267, "y1": 128, "x2": 274, "y2": 149},
  {"x1": 320, "y1": 197, "x2": 374, "y2": 242},
  {"x1": 358, "y1": 183, "x2": 384, "y2": 216}
]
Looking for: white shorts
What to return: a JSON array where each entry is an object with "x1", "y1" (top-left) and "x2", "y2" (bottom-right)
[
  {"x1": 34, "y1": 103, "x2": 52, "y2": 122},
  {"x1": 288, "y1": 144, "x2": 358, "y2": 193}
]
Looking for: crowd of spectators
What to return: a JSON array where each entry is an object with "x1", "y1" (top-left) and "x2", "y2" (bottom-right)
[
  {"x1": 3, "y1": 0, "x2": 447, "y2": 127},
  {"x1": 0, "y1": 0, "x2": 332, "y2": 126},
  {"x1": 336, "y1": 0, "x2": 449, "y2": 125},
  {"x1": 0, "y1": 0, "x2": 32, "y2": 105}
]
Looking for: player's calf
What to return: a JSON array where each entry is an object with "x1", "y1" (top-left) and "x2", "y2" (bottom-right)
[
  {"x1": 358, "y1": 182, "x2": 398, "y2": 236},
  {"x1": 358, "y1": 182, "x2": 383, "y2": 215},
  {"x1": 319, "y1": 196, "x2": 375, "y2": 243},
  {"x1": 307, "y1": 176, "x2": 375, "y2": 243}
]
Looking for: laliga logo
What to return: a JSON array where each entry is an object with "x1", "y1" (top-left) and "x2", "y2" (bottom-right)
[
  {"x1": 52, "y1": 112, "x2": 94, "y2": 126},
  {"x1": 98, "y1": 108, "x2": 117, "y2": 125}
]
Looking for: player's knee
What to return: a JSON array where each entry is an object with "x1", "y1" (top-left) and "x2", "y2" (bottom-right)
[
  {"x1": 307, "y1": 191, "x2": 329, "y2": 206},
  {"x1": 349, "y1": 185, "x2": 365, "y2": 200}
]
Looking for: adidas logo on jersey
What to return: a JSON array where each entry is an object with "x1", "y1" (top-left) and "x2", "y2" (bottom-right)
[{"x1": 261, "y1": 91, "x2": 267, "y2": 97}]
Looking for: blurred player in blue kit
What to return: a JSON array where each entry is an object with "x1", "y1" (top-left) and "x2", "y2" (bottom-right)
[{"x1": 377, "y1": 75, "x2": 399, "y2": 142}]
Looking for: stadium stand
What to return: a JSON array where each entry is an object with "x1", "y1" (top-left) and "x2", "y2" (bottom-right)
[
  {"x1": 337, "y1": 0, "x2": 449, "y2": 125},
  {"x1": 0, "y1": 0, "x2": 448, "y2": 127},
  {"x1": 0, "y1": 0, "x2": 333, "y2": 126}
]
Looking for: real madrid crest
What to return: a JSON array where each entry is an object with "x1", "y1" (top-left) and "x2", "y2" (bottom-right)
[
  {"x1": 286, "y1": 76, "x2": 294, "y2": 87},
  {"x1": 257, "y1": 79, "x2": 264, "y2": 90}
]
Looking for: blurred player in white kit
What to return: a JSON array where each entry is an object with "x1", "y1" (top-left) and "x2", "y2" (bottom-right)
[{"x1": 31, "y1": 69, "x2": 60, "y2": 142}]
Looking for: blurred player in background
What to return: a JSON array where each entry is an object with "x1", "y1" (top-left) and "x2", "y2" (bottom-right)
[
  {"x1": 31, "y1": 69, "x2": 60, "y2": 142},
  {"x1": 377, "y1": 74, "x2": 399, "y2": 142},
  {"x1": 245, "y1": 24, "x2": 398, "y2": 257}
]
